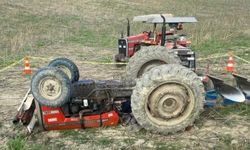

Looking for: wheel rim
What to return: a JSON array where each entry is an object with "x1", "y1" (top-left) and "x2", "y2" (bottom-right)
[
  {"x1": 137, "y1": 60, "x2": 165, "y2": 77},
  {"x1": 57, "y1": 65, "x2": 72, "y2": 80},
  {"x1": 146, "y1": 82, "x2": 195, "y2": 126},
  {"x1": 38, "y1": 76, "x2": 62, "y2": 100}
]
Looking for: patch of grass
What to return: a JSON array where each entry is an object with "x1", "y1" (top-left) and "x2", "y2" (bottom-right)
[
  {"x1": 99, "y1": 56, "x2": 113, "y2": 63},
  {"x1": 0, "y1": 122, "x2": 2, "y2": 128},
  {"x1": 60, "y1": 129, "x2": 81, "y2": 137},
  {"x1": 135, "y1": 129, "x2": 148, "y2": 137},
  {"x1": 193, "y1": 35, "x2": 250, "y2": 55},
  {"x1": 218, "y1": 134, "x2": 232, "y2": 145},
  {"x1": 35, "y1": 39, "x2": 52, "y2": 48},
  {"x1": 70, "y1": 130, "x2": 95, "y2": 144},
  {"x1": 96, "y1": 137, "x2": 113, "y2": 146},
  {"x1": 213, "y1": 134, "x2": 233, "y2": 149},
  {"x1": 155, "y1": 142, "x2": 183, "y2": 150},
  {"x1": 216, "y1": 104, "x2": 250, "y2": 117},
  {"x1": 28, "y1": 145, "x2": 49, "y2": 150},
  {"x1": 7, "y1": 137, "x2": 26, "y2": 150},
  {"x1": 84, "y1": 128, "x2": 98, "y2": 134},
  {"x1": 123, "y1": 138, "x2": 135, "y2": 145},
  {"x1": 65, "y1": 27, "x2": 114, "y2": 48}
]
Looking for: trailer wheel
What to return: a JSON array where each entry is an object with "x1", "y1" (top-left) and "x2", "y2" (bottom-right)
[
  {"x1": 131, "y1": 64, "x2": 204, "y2": 134},
  {"x1": 48, "y1": 58, "x2": 79, "y2": 82},
  {"x1": 31, "y1": 67, "x2": 71, "y2": 107},
  {"x1": 126, "y1": 46, "x2": 180, "y2": 79}
]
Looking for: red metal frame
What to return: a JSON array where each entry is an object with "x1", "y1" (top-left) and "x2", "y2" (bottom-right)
[
  {"x1": 41, "y1": 106, "x2": 119, "y2": 131},
  {"x1": 125, "y1": 31, "x2": 189, "y2": 58}
]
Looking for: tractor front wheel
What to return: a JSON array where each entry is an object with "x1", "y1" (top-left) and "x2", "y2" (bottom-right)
[{"x1": 131, "y1": 64, "x2": 204, "y2": 134}]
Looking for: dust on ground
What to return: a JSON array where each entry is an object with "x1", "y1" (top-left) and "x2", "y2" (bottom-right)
[{"x1": 0, "y1": 45, "x2": 250, "y2": 150}]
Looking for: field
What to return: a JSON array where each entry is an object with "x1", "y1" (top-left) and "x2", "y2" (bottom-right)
[{"x1": 0, "y1": 0, "x2": 250, "y2": 149}]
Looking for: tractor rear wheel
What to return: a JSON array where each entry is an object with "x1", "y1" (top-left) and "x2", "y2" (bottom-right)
[
  {"x1": 131, "y1": 64, "x2": 204, "y2": 134},
  {"x1": 126, "y1": 46, "x2": 180, "y2": 79},
  {"x1": 48, "y1": 58, "x2": 79, "y2": 83},
  {"x1": 31, "y1": 67, "x2": 71, "y2": 107}
]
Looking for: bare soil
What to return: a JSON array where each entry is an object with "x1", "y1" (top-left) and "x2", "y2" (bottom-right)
[{"x1": 0, "y1": 45, "x2": 250, "y2": 150}]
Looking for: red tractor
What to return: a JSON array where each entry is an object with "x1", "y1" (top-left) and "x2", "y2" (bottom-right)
[{"x1": 114, "y1": 14, "x2": 197, "y2": 66}]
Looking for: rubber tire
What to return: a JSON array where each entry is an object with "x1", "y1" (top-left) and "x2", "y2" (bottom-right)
[
  {"x1": 126, "y1": 46, "x2": 180, "y2": 79},
  {"x1": 48, "y1": 58, "x2": 79, "y2": 83},
  {"x1": 131, "y1": 64, "x2": 205, "y2": 135},
  {"x1": 31, "y1": 67, "x2": 71, "y2": 107}
]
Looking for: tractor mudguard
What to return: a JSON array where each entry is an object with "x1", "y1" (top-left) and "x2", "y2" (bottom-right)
[{"x1": 207, "y1": 75, "x2": 245, "y2": 102}]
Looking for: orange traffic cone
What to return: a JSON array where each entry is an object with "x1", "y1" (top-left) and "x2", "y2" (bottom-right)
[
  {"x1": 23, "y1": 57, "x2": 32, "y2": 76},
  {"x1": 226, "y1": 55, "x2": 234, "y2": 72}
]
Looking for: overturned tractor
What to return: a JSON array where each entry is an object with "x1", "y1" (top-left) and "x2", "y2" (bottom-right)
[{"x1": 13, "y1": 53, "x2": 250, "y2": 134}]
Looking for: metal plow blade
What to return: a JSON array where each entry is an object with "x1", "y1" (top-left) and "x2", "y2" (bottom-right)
[
  {"x1": 232, "y1": 73, "x2": 250, "y2": 97},
  {"x1": 207, "y1": 75, "x2": 245, "y2": 102}
]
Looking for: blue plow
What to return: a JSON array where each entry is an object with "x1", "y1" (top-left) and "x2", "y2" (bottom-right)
[{"x1": 205, "y1": 74, "x2": 250, "y2": 107}]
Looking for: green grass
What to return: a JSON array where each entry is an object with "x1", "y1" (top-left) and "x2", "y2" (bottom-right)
[
  {"x1": 218, "y1": 134, "x2": 232, "y2": 145},
  {"x1": 1, "y1": 0, "x2": 250, "y2": 70},
  {"x1": 65, "y1": 27, "x2": 115, "y2": 48},
  {"x1": 96, "y1": 137, "x2": 113, "y2": 146},
  {"x1": 216, "y1": 104, "x2": 250, "y2": 117},
  {"x1": 123, "y1": 138, "x2": 135, "y2": 145},
  {"x1": 192, "y1": 34, "x2": 250, "y2": 54},
  {"x1": 98, "y1": 56, "x2": 113, "y2": 63},
  {"x1": 59, "y1": 129, "x2": 81, "y2": 137},
  {"x1": 7, "y1": 134, "x2": 51, "y2": 150},
  {"x1": 60, "y1": 129, "x2": 97, "y2": 144},
  {"x1": 27, "y1": 145, "x2": 49, "y2": 150},
  {"x1": 7, "y1": 137, "x2": 26, "y2": 150},
  {"x1": 155, "y1": 142, "x2": 183, "y2": 150}
]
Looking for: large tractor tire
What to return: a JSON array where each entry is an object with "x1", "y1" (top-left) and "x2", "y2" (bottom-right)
[
  {"x1": 131, "y1": 64, "x2": 205, "y2": 135},
  {"x1": 48, "y1": 58, "x2": 79, "y2": 83},
  {"x1": 31, "y1": 67, "x2": 71, "y2": 107},
  {"x1": 126, "y1": 46, "x2": 180, "y2": 79}
]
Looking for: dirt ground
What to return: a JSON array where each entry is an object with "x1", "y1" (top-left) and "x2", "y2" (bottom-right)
[{"x1": 0, "y1": 45, "x2": 250, "y2": 150}]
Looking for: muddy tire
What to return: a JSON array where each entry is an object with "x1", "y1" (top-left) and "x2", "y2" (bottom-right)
[
  {"x1": 48, "y1": 58, "x2": 79, "y2": 83},
  {"x1": 126, "y1": 46, "x2": 180, "y2": 79},
  {"x1": 131, "y1": 64, "x2": 205, "y2": 134},
  {"x1": 31, "y1": 67, "x2": 71, "y2": 107}
]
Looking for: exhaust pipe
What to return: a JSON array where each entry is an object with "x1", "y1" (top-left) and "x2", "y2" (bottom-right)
[
  {"x1": 160, "y1": 15, "x2": 166, "y2": 46},
  {"x1": 207, "y1": 75, "x2": 245, "y2": 102},
  {"x1": 127, "y1": 18, "x2": 130, "y2": 37}
]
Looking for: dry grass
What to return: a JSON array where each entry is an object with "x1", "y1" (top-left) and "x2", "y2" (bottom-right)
[{"x1": 0, "y1": 0, "x2": 250, "y2": 68}]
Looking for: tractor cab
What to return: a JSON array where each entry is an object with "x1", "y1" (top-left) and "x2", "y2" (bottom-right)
[{"x1": 114, "y1": 14, "x2": 197, "y2": 62}]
